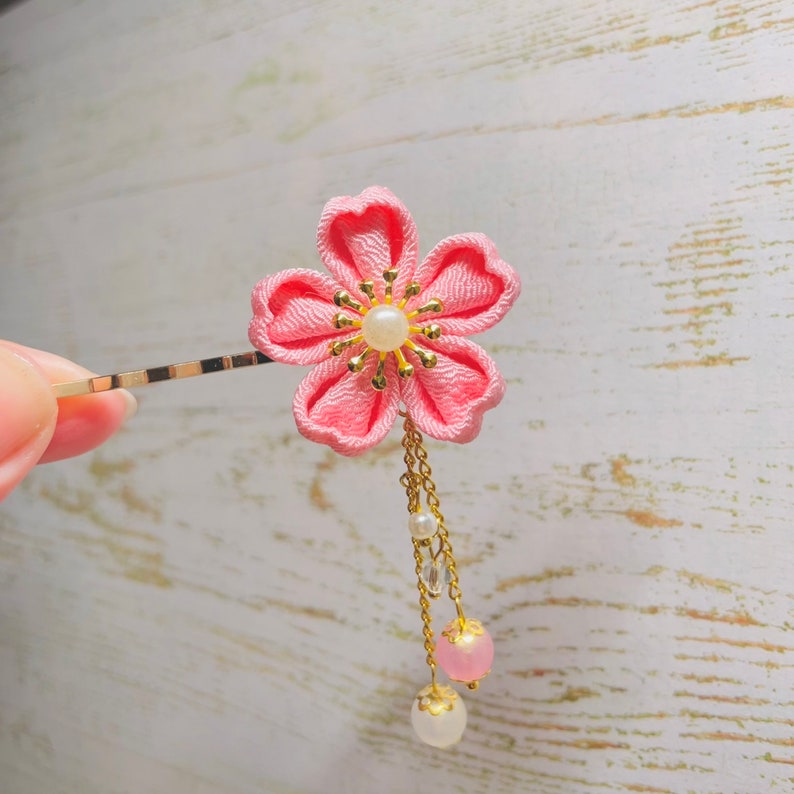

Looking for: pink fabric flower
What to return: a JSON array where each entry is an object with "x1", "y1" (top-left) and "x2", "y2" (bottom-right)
[{"x1": 249, "y1": 186, "x2": 520, "y2": 456}]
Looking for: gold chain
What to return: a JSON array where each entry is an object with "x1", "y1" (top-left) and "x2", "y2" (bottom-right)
[
  {"x1": 412, "y1": 435, "x2": 465, "y2": 615},
  {"x1": 399, "y1": 419, "x2": 422, "y2": 514},
  {"x1": 400, "y1": 412, "x2": 468, "y2": 636},
  {"x1": 412, "y1": 537, "x2": 437, "y2": 685},
  {"x1": 401, "y1": 414, "x2": 438, "y2": 683}
]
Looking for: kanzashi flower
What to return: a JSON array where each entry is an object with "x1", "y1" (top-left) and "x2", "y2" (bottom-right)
[{"x1": 249, "y1": 186, "x2": 520, "y2": 456}]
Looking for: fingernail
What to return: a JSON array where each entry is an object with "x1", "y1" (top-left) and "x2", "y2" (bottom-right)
[{"x1": 120, "y1": 389, "x2": 138, "y2": 422}]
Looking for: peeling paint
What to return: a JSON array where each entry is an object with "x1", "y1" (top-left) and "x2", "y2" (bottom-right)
[{"x1": 622, "y1": 510, "x2": 683, "y2": 528}]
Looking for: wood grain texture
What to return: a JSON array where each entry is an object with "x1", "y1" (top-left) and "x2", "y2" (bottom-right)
[{"x1": 1, "y1": 1, "x2": 792, "y2": 792}]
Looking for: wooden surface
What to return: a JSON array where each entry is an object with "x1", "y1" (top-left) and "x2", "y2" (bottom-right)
[{"x1": 1, "y1": 1, "x2": 793, "y2": 792}]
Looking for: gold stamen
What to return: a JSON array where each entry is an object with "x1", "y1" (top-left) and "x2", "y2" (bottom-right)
[
  {"x1": 398, "y1": 282, "x2": 421, "y2": 309},
  {"x1": 394, "y1": 348, "x2": 414, "y2": 379},
  {"x1": 406, "y1": 298, "x2": 443, "y2": 319},
  {"x1": 333, "y1": 290, "x2": 367, "y2": 314},
  {"x1": 332, "y1": 313, "x2": 362, "y2": 329},
  {"x1": 405, "y1": 340, "x2": 437, "y2": 368},
  {"x1": 358, "y1": 280, "x2": 379, "y2": 305},
  {"x1": 348, "y1": 347, "x2": 373, "y2": 372},
  {"x1": 409, "y1": 324, "x2": 441, "y2": 340},
  {"x1": 371, "y1": 353, "x2": 388, "y2": 390},
  {"x1": 382, "y1": 269, "x2": 398, "y2": 304},
  {"x1": 330, "y1": 335, "x2": 363, "y2": 356}
]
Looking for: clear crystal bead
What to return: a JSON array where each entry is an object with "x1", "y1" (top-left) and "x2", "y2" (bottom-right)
[{"x1": 421, "y1": 561, "x2": 451, "y2": 598}]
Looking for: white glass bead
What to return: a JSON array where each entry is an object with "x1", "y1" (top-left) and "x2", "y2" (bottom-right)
[
  {"x1": 361, "y1": 304, "x2": 409, "y2": 352},
  {"x1": 411, "y1": 689, "x2": 467, "y2": 748},
  {"x1": 408, "y1": 511, "x2": 438, "y2": 540}
]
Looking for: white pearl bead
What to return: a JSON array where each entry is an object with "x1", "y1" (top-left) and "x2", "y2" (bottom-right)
[
  {"x1": 361, "y1": 304, "x2": 409, "y2": 352},
  {"x1": 411, "y1": 691, "x2": 467, "y2": 748},
  {"x1": 408, "y1": 512, "x2": 438, "y2": 540}
]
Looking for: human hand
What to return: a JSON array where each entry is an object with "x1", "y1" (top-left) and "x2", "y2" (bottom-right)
[{"x1": 0, "y1": 342, "x2": 137, "y2": 501}]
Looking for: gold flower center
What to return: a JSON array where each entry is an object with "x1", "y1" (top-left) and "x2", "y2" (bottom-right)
[{"x1": 329, "y1": 269, "x2": 443, "y2": 391}]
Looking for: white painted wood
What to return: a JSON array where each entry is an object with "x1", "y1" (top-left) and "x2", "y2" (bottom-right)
[{"x1": 1, "y1": 1, "x2": 793, "y2": 792}]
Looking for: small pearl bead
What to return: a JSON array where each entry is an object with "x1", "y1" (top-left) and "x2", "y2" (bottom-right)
[
  {"x1": 408, "y1": 512, "x2": 438, "y2": 540},
  {"x1": 361, "y1": 304, "x2": 409, "y2": 352},
  {"x1": 411, "y1": 689, "x2": 467, "y2": 748}
]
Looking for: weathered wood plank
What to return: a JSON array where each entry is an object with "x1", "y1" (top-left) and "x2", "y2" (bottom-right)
[{"x1": 1, "y1": 1, "x2": 792, "y2": 792}]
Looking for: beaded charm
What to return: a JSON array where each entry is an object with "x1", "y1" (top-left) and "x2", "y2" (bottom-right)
[{"x1": 249, "y1": 186, "x2": 520, "y2": 746}]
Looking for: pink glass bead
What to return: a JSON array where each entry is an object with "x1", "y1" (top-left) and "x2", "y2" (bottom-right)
[{"x1": 435, "y1": 618, "x2": 494, "y2": 683}]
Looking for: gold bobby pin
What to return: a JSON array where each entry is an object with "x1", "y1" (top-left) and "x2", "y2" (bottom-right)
[{"x1": 52, "y1": 350, "x2": 273, "y2": 398}]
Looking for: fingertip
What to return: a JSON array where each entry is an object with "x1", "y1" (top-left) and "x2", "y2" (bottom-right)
[
  {"x1": 0, "y1": 342, "x2": 137, "y2": 465},
  {"x1": 39, "y1": 388, "x2": 134, "y2": 464},
  {"x1": 0, "y1": 346, "x2": 58, "y2": 501}
]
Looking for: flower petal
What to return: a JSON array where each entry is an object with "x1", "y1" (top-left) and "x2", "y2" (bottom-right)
[
  {"x1": 412, "y1": 233, "x2": 520, "y2": 337},
  {"x1": 249, "y1": 269, "x2": 352, "y2": 365},
  {"x1": 317, "y1": 186, "x2": 419, "y2": 301},
  {"x1": 400, "y1": 336, "x2": 505, "y2": 443},
  {"x1": 293, "y1": 352, "x2": 400, "y2": 456}
]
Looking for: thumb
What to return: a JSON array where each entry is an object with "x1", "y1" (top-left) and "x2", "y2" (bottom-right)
[{"x1": 0, "y1": 346, "x2": 58, "y2": 501}]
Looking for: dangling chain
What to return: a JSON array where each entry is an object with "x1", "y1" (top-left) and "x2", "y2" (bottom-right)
[
  {"x1": 400, "y1": 412, "x2": 468, "y2": 689},
  {"x1": 412, "y1": 432, "x2": 466, "y2": 622},
  {"x1": 411, "y1": 536, "x2": 437, "y2": 686}
]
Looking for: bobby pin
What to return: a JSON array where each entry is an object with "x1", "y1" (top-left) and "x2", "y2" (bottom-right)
[{"x1": 52, "y1": 350, "x2": 273, "y2": 398}]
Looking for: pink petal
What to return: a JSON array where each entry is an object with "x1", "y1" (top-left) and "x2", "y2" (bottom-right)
[
  {"x1": 412, "y1": 233, "x2": 520, "y2": 337},
  {"x1": 317, "y1": 186, "x2": 419, "y2": 301},
  {"x1": 400, "y1": 336, "x2": 505, "y2": 443},
  {"x1": 249, "y1": 269, "x2": 352, "y2": 365},
  {"x1": 293, "y1": 352, "x2": 401, "y2": 456}
]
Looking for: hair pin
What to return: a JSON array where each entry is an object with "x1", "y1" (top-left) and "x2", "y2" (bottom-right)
[
  {"x1": 54, "y1": 186, "x2": 520, "y2": 748},
  {"x1": 52, "y1": 350, "x2": 273, "y2": 398}
]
